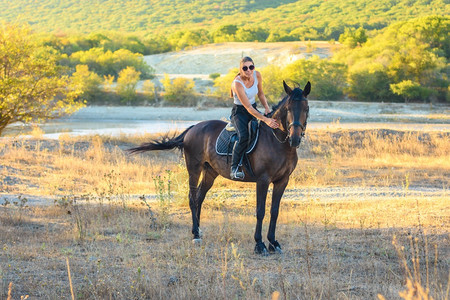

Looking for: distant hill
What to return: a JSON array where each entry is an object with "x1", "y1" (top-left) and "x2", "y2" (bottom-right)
[{"x1": 1, "y1": 0, "x2": 447, "y2": 40}]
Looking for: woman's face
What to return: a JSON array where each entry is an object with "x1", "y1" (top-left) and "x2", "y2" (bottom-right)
[{"x1": 241, "y1": 61, "x2": 254, "y2": 77}]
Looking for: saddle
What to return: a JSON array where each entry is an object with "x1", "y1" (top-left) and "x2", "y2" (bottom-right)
[{"x1": 215, "y1": 119, "x2": 260, "y2": 156}]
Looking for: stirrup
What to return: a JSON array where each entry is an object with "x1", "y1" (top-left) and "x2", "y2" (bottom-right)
[{"x1": 230, "y1": 166, "x2": 244, "y2": 180}]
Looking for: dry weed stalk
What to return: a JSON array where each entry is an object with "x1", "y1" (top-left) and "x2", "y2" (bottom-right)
[
  {"x1": 66, "y1": 257, "x2": 75, "y2": 300},
  {"x1": 6, "y1": 282, "x2": 29, "y2": 300},
  {"x1": 0, "y1": 129, "x2": 448, "y2": 299},
  {"x1": 390, "y1": 234, "x2": 447, "y2": 300}
]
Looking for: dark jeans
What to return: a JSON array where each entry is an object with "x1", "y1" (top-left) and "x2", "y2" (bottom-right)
[{"x1": 230, "y1": 103, "x2": 257, "y2": 168}]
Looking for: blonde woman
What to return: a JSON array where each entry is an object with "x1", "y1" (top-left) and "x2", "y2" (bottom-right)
[{"x1": 230, "y1": 56, "x2": 279, "y2": 180}]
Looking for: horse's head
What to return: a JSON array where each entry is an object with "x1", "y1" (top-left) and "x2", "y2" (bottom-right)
[{"x1": 274, "y1": 81, "x2": 310, "y2": 148}]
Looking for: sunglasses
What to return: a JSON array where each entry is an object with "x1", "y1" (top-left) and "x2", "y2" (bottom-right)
[{"x1": 242, "y1": 65, "x2": 255, "y2": 71}]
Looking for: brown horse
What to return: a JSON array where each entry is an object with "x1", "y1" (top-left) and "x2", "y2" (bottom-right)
[{"x1": 129, "y1": 81, "x2": 310, "y2": 255}]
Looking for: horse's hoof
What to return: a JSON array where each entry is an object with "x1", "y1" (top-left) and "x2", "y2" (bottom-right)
[
  {"x1": 268, "y1": 241, "x2": 283, "y2": 254},
  {"x1": 254, "y1": 242, "x2": 269, "y2": 256},
  {"x1": 192, "y1": 238, "x2": 202, "y2": 246}
]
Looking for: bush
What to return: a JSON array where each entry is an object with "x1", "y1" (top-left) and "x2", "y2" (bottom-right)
[
  {"x1": 284, "y1": 56, "x2": 347, "y2": 100},
  {"x1": 117, "y1": 67, "x2": 141, "y2": 105},
  {"x1": 347, "y1": 64, "x2": 396, "y2": 102},
  {"x1": 260, "y1": 65, "x2": 285, "y2": 104},
  {"x1": 209, "y1": 73, "x2": 221, "y2": 80},
  {"x1": 390, "y1": 80, "x2": 436, "y2": 103},
  {"x1": 70, "y1": 64, "x2": 103, "y2": 102},
  {"x1": 162, "y1": 75, "x2": 197, "y2": 106},
  {"x1": 213, "y1": 68, "x2": 239, "y2": 103}
]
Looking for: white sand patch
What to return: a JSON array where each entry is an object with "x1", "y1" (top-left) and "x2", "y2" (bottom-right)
[{"x1": 144, "y1": 41, "x2": 334, "y2": 76}]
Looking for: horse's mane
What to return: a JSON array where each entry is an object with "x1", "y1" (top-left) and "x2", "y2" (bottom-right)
[
  {"x1": 267, "y1": 96, "x2": 287, "y2": 118},
  {"x1": 267, "y1": 87, "x2": 304, "y2": 119}
]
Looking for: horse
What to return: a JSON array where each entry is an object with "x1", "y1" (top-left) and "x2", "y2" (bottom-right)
[{"x1": 129, "y1": 81, "x2": 310, "y2": 255}]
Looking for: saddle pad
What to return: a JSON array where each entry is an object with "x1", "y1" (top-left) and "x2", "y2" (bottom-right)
[{"x1": 215, "y1": 124, "x2": 259, "y2": 156}]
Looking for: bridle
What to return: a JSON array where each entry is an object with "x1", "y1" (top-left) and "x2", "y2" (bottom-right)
[
  {"x1": 288, "y1": 121, "x2": 307, "y2": 134},
  {"x1": 271, "y1": 104, "x2": 308, "y2": 145}
]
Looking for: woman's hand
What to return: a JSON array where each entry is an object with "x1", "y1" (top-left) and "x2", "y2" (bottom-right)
[
  {"x1": 264, "y1": 117, "x2": 279, "y2": 129},
  {"x1": 264, "y1": 107, "x2": 271, "y2": 115}
]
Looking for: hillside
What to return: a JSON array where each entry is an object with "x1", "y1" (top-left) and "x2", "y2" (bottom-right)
[
  {"x1": 1, "y1": 0, "x2": 447, "y2": 41},
  {"x1": 144, "y1": 41, "x2": 335, "y2": 76},
  {"x1": 142, "y1": 41, "x2": 336, "y2": 93}
]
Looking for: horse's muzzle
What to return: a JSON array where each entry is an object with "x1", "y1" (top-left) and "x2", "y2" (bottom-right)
[{"x1": 289, "y1": 135, "x2": 301, "y2": 148}]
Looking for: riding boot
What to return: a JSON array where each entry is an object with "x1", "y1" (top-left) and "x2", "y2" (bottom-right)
[{"x1": 230, "y1": 143, "x2": 245, "y2": 180}]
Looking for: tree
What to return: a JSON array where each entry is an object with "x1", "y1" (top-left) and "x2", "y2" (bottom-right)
[
  {"x1": 141, "y1": 79, "x2": 158, "y2": 103},
  {"x1": 162, "y1": 74, "x2": 196, "y2": 106},
  {"x1": 213, "y1": 68, "x2": 239, "y2": 101},
  {"x1": 116, "y1": 66, "x2": 141, "y2": 104},
  {"x1": 335, "y1": 16, "x2": 449, "y2": 102},
  {"x1": 338, "y1": 27, "x2": 368, "y2": 48},
  {"x1": 69, "y1": 48, "x2": 154, "y2": 79},
  {"x1": 212, "y1": 25, "x2": 238, "y2": 43},
  {"x1": 284, "y1": 56, "x2": 347, "y2": 100},
  {"x1": 0, "y1": 23, "x2": 83, "y2": 136},
  {"x1": 260, "y1": 65, "x2": 285, "y2": 103},
  {"x1": 347, "y1": 64, "x2": 395, "y2": 101},
  {"x1": 70, "y1": 64, "x2": 102, "y2": 102},
  {"x1": 390, "y1": 80, "x2": 435, "y2": 103},
  {"x1": 103, "y1": 75, "x2": 115, "y2": 92}
]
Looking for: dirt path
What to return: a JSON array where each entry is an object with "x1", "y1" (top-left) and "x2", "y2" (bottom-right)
[{"x1": 1, "y1": 186, "x2": 446, "y2": 207}]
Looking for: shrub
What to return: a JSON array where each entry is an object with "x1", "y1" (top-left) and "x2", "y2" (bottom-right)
[{"x1": 162, "y1": 75, "x2": 197, "y2": 106}]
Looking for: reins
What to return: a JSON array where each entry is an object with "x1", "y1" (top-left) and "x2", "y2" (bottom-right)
[
  {"x1": 270, "y1": 106, "x2": 307, "y2": 145},
  {"x1": 268, "y1": 87, "x2": 309, "y2": 146},
  {"x1": 270, "y1": 122, "x2": 306, "y2": 144},
  {"x1": 271, "y1": 127, "x2": 289, "y2": 143}
]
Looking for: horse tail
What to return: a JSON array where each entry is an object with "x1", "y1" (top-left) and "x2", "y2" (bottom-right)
[{"x1": 127, "y1": 125, "x2": 194, "y2": 154}]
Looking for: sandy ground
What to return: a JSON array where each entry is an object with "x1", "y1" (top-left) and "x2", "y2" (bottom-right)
[
  {"x1": 144, "y1": 41, "x2": 334, "y2": 76},
  {"x1": 5, "y1": 101, "x2": 446, "y2": 138},
  {"x1": 1, "y1": 186, "x2": 447, "y2": 207}
]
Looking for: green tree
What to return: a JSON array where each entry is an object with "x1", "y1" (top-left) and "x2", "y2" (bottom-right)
[
  {"x1": 162, "y1": 74, "x2": 196, "y2": 106},
  {"x1": 0, "y1": 23, "x2": 83, "y2": 136},
  {"x1": 338, "y1": 27, "x2": 368, "y2": 48},
  {"x1": 347, "y1": 64, "x2": 395, "y2": 101},
  {"x1": 141, "y1": 79, "x2": 158, "y2": 103},
  {"x1": 260, "y1": 65, "x2": 285, "y2": 103},
  {"x1": 284, "y1": 56, "x2": 347, "y2": 100},
  {"x1": 213, "y1": 68, "x2": 239, "y2": 101},
  {"x1": 168, "y1": 29, "x2": 210, "y2": 50},
  {"x1": 335, "y1": 16, "x2": 449, "y2": 102},
  {"x1": 70, "y1": 64, "x2": 102, "y2": 102},
  {"x1": 69, "y1": 48, "x2": 154, "y2": 79},
  {"x1": 117, "y1": 66, "x2": 141, "y2": 104},
  {"x1": 390, "y1": 80, "x2": 435, "y2": 103},
  {"x1": 235, "y1": 27, "x2": 269, "y2": 42},
  {"x1": 103, "y1": 75, "x2": 115, "y2": 92},
  {"x1": 212, "y1": 25, "x2": 238, "y2": 43}
]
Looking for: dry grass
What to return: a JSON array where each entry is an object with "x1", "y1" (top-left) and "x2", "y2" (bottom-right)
[{"x1": 0, "y1": 128, "x2": 449, "y2": 299}]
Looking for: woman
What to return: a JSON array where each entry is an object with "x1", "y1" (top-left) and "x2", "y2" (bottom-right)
[{"x1": 230, "y1": 56, "x2": 279, "y2": 180}]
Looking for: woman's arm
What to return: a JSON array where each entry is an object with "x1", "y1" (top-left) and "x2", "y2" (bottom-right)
[
  {"x1": 256, "y1": 71, "x2": 271, "y2": 115},
  {"x1": 232, "y1": 80, "x2": 278, "y2": 129}
]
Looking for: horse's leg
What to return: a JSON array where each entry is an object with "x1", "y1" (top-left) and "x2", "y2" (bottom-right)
[
  {"x1": 254, "y1": 179, "x2": 270, "y2": 255},
  {"x1": 196, "y1": 164, "x2": 218, "y2": 231},
  {"x1": 267, "y1": 177, "x2": 289, "y2": 254},
  {"x1": 187, "y1": 161, "x2": 202, "y2": 241}
]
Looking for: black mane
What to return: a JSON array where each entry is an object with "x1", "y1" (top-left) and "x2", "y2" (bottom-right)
[
  {"x1": 268, "y1": 87, "x2": 304, "y2": 118},
  {"x1": 268, "y1": 95, "x2": 288, "y2": 118}
]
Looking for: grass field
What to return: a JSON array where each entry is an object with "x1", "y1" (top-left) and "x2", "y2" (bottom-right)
[{"x1": 0, "y1": 128, "x2": 449, "y2": 299}]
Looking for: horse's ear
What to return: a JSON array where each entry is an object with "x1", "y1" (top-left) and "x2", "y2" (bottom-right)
[
  {"x1": 303, "y1": 81, "x2": 311, "y2": 97},
  {"x1": 283, "y1": 80, "x2": 293, "y2": 95}
]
